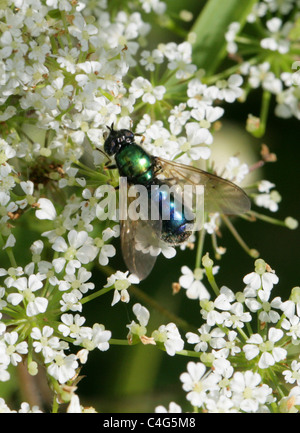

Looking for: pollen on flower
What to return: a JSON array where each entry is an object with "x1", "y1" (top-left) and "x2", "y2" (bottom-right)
[{"x1": 140, "y1": 336, "x2": 156, "y2": 345}]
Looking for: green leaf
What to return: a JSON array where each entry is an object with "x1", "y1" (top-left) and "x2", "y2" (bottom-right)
[{"x1": 191, "y1": 0, "x2": 258, "y2": 74}]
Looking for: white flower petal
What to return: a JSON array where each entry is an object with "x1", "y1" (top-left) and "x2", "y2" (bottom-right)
[{"x1": 36, "y1": 198, "x2": 57, "y2": 220}]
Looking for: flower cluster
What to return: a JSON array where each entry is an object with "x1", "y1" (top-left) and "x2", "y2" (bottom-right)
[
  {"x1": 155, "y1": 258, "x2": 300, "y2": 413},
  {"x1": 225, "y1": 0, "x2": 300, "y2": 134}
]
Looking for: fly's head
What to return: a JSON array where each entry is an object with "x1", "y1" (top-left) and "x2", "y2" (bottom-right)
[{"x1": 104, "y1": 123, "x2": 135, "y2": 156}]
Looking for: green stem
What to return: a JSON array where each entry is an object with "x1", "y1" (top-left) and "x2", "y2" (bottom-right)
[
  {"x1": 249, "y1": 210, "x2": 287, "y2": 227},
  {"x1": 0, "y1": 238, "x2": 17, "y2": 267},
  {"x1": 236, "y1": 326, "x2": 249, "y2": 342},
  {"x1": 195, "y1": 228, "x2": 205, "y2": 269},
  {"x1": 252, "y1": 90, "x2": 272, "y2": 138},
  {"x1": 204, "y1": 263, "x2": 220, "y2": 296},
  {"x1": 80, "y1": 286, "x2": 115, "y2": 305},
  {"x1": 221, "y1": 214, "x2": 259, "y2": 258},
  {"x1": 175, "y1": 349, "x2": 203, "y2": 358},
  {"x1": 109, "y1": 338, "x2": 132, "y2": 346}
]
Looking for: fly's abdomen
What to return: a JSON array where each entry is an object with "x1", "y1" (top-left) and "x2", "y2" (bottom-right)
[
  {"x1": 152, "y1": 184, "x2": 194, "y2": 245},
  {"x1": 116, "y1": 143, "x2": 154, "y2": 185}
]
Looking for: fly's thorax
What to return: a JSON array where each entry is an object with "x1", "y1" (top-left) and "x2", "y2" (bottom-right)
[{"x1": 116, "y1": 143, "x2": 155, "y2": 185}]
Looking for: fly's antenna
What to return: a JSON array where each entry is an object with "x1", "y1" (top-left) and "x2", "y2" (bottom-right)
[{"x1": 107, "y1": 122, "x2": 114, "y2": 132}]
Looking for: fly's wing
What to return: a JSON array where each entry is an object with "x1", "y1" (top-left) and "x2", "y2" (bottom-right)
[
  {"x1": 119, "y1": 179, "x2": 162, "y2": 281},
  {"x1": 156, "y1": 157, "x2": 251, "y2": 215}
]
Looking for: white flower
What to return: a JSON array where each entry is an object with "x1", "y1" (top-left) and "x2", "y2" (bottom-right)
[
  {"x1": 204, "y1": 213, "x2": 220, "y2": 235},
  {"x1": 230, "y1": 371, "x2": 272, "y2": 412},
  {"x1": 47, "y1": 352, "x2": 78, "y2": 384},
  {"x1": 179, "y1": 266, "x2": 210, "y2": 300},
  {"x1": 105, "y1": 270, "x2": 139, "y2": 306},
  {"x1": 41, "y1": 76, "x2": 73, "y2": 110},
  {"x1": 186, "y1": 324, "x2": 225, "y2": 352},
  {"x1": 152, "y1": 323, "x2": 184, "y2": 356},
  {"x1": 88, "y1": 324, "x2": 111, "y2": 351},
  {"x1": 18, "y1": 402, "x2": 43, "y2": 413},
  {"x1": 246, "y1": 2, "x2": 268, "y2": 23},
  {"x1": 0, "y1": 331, "x2": 28, "y2": 366},
  {"x1": 212, "y1": 357, "x2": 234, "y2": 383},
  {"x1": 223, "y1": 302, "x2": 252, "y2": 329},
  {"x1": 281, "y1": 315, "x2": 300, "y2": 343},
  {"x1": 254, "y1": 189, "x2": 281, "y2": 212},
  {"x1": 243, "y1": 262, "x2": 279, "y2": 293},
  {"x1": 98, "y1": 243, "x2": 116, "y2": 266},
  {"x1": 7, "y1": 275, "x2": 48, "y2": 317},
  {"x1": 52, "y1": 230, "x2": 98, "y2": 274},
  {"x1": 243, "y1": 327, "x2": 287, "y2": 369},
  {"x1": 201, "y1": 299, "x2": 229, "y2": 327},
  {"x1": 225, "y1": 21, "x2": 240, "y2": 54},
  {"x1": 58, "y1": 313, "x2": 86, "y2": 339},
  {"x1": 187, "y1": 78, "x2": 219, "y2": 110},
  {"x1": 180, "y1": 361, "x2": 220, "y2": 407},
  {"x1": 140, "y1": 48, "x2": 164, "y2": 71},
  {"x1": 61, "y1": 267, "x2": 94, "y2": 294},
  {"x1": 258, "y1": 180, "x2": 276, "y2": 193},
  {"x1": 166, "y1": 41, "x2": 196, "y2": 79},
  {"x1": 282, "y1": 386, "x2": 300, "y2": 411},
  {"x1": 212, "y1": 287, "x2": 251, "y2": 330},
  {"x1": 67, "y1": 395, "x2": 83, "y2": 413},
  {"x1": 75, "y1": 323, "x2": 111, "y2": 352},
  {"x1": 283, "y1": 360, "x2": 300, "y2": 385},
  {"x1": 248, "y1": 62, "x2": 282, "y2": 94},
  {"x1": 31, "y1": 326, "x2": 64, "y2": 362},
  {"x1": 257, "y1": 293, "x2": 282, "y2": 324},
  {"x1": 57, "y1": 47, "x2": 79, "y2": 74},
  {"x1": 280, "y1": 287, "x2": 300, "y2": 319},
  {"x1": 224, "y1": 157, "x2": 249, "y2": 183},
  {"x1": 190, "y1": 105, "x2": 224, "y2": 134},
  {"x1": 168, "y1": 103, "x2": 190, "y2": 135},
  {"x1": 129, "y1": 76, "x2": 166, "y2": 104},
  {"x1": 69, "y1": 13, "x2": 98, "y2": 52},
  {"x1": 127, "y1": 303, "x2": 150, "y2": 340},
  {"x1": 260, "y1": 17, "x2": 290, "y2": 54},
  {"x1": 58, "y1": 166, "x2": 86, "y2": 188},
  {"x1": 0, "y1": 364, "x2": 10, "y2": 382},
  {"x1": 177, "y1": 122, "x2": 212, "y2": 161},
  {"x1": 139, "y1": 0, "x2": 166, "y2": 14},
  {"x1": 206, "y1": 395, "x2": 236, "y2": 413},
  {"x1": 217, "y1": 74, "x2": 243, "y2": 103},
  {"x1": 135, "y1": 116, "x2": 175, "y2": 158},
  {"x1": 0, "y1": 398, "x2": 13, "y2": 412},
  {"x1": 213, "y1": 330, "x2": 241, "y2": 358},
  {"x1": 92, "y1": 324, "x2": 112, "y2": 351},
  {"x1": 60, "y1": 291, "x2": 82, "y2": 312},
  {"x1": 155, "y1": 402, "x2": 182, "y2": 413},
  {"x1": 75, "y1": 60, "x2": 103, "y2": 89}
]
